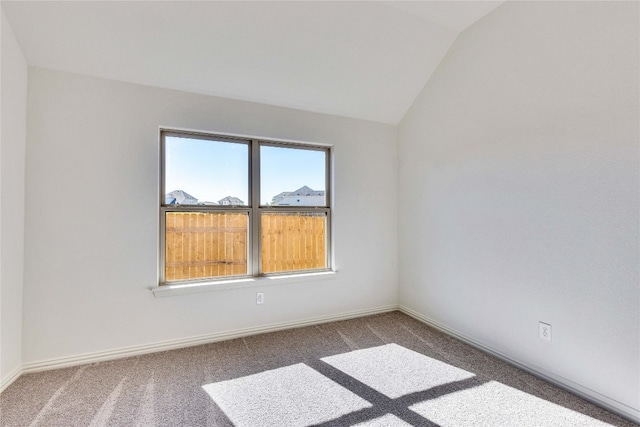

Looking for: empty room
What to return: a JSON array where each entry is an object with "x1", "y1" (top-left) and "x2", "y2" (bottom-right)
[{"x1": 1, "y1": 1, "x2": 638, "y2": 426}]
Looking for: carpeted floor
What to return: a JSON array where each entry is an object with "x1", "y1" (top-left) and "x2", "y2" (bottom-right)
[{"x1": 0, "y1": 311, "x2": 636, "y2": 426}]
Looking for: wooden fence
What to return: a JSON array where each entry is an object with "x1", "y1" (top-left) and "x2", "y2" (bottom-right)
[{"x1": 164, "y1": 212, "x2": 326, "y2": 281}]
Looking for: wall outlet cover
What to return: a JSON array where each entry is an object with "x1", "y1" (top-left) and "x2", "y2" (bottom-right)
[{"x1": 539, "y1": 322, "x2": 551, "y2": 341}]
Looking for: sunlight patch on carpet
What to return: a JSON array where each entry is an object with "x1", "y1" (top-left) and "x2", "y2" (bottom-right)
[
  {"x1": 409, "y1": 380, "x2": 615, "y2": 427},
  {"x1": 321, "y1": 343, "x2": 475, "y2": 399},
  {"x1": 202, "y1": 363, "x2": 372, "y2": 427}
]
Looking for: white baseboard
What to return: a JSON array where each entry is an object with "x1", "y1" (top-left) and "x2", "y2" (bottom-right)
[
  {"x1": 21, "y1": 304, "x2": 398, "y2": 374},
  {"x1": 398, "y1": 305, "x2": 640, "y2": 425},
  {"x1": 0, "y1": 366, "x2": 22, "y2": 393}
]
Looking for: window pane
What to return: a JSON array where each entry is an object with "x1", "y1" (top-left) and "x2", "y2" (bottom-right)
[
  {"x1": 260, "y1": 145, "x2": 326, "y2": 206},
  {"x1": 261, "y1": 212, "x2": 327, "y2": 273},
  {"x1": 165, "y1": 136, "x2": 248, "y2": 206},
  {"x1": 165, "y1": 212, "x2": 248, "y2": 281}
]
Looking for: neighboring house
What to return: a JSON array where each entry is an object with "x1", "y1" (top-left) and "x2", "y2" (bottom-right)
[
  {"x1": 165, "y1": 189, "x2": 198, "y2": 205},
  {"x1": 272, "y1": 185, "x2": 325, "y2": 206},
  {"x1": 218, "y1": 196, "x2": 245, "y2": 205}
]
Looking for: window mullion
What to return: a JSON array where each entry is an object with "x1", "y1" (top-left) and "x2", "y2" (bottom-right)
[{"x1": 251, "y1": 140, "x2": 261, "y2": 276}]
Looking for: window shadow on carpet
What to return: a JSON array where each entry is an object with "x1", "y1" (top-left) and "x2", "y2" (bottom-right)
[{"x1": 203, "y1": 343, "x2": 620, "y2": 427}]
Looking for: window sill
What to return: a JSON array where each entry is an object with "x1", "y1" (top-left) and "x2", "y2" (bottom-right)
[{"x1": 151, "y1": 271, "x2": 337, "y2": 298}]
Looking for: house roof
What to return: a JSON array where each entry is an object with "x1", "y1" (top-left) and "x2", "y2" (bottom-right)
[
  {"x1": 166, "y1": 190, "x2": 198, "y2": 205},
  {"x1": 218, "y1": 196, "x2": 245, "y2": 205},
  {"x1": 273, "y1": 186, "x2": 324, "y2": 199},
  {"x1": 291, "y1": 186, "x2": 323, "y2": 197},
  {"x1": 271, "y1": 186, "x2": 325, "y2": 206}
]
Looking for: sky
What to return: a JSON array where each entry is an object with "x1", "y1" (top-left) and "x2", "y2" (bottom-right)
[{"x1": 164, "y1": 136, "x2": 326, "y2": 205}]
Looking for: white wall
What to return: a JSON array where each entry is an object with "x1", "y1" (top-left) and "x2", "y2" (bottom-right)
[
  {"x1": 0, "y1": 10, "x2": 28, "y2": 388},
  {"x1": 23, "y1": 68, "x2": 398, "y2": 364},
  {"x1": 398, "y1": 0, "x2": 639, "y2": 418}
]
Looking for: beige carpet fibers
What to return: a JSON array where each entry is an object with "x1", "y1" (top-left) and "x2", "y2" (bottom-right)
[{"x1": 1, "y1": 311, "x2": 636, "y2": 426}]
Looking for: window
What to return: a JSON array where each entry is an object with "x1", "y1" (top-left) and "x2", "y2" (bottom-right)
[{"x1": 160, "y1": 129, "x2": 331, "y2": 285}]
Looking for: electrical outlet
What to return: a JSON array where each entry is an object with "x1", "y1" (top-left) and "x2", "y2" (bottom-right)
[
  {"x1": 539, "y1": 322, "x2": 551, "y2": 341},
  {"x1": 256, "y1": 292, "x2": 264, "y2": 305}
]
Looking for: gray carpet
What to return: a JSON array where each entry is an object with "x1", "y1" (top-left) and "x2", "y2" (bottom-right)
[{"x1": 0, "y1": 311, "x2": 636, "y2": 426}]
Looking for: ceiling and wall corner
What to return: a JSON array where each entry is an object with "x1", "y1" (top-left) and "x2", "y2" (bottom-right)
[{"x1": 0, "y1": 1, "x2": 502, "y2": 125}]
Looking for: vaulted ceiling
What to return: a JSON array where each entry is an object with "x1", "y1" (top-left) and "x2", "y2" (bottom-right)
[{"x1": 2, "y1": 1, "x2": 503, "y2": 124}]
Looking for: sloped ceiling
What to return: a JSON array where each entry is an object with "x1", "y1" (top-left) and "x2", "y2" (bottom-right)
[{"x1": 1, "y1": 1, "x2": 503, "y2": 124}]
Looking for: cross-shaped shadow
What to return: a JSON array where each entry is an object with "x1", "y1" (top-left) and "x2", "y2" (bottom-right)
[{"x1": 306, "y1": 358, "x2": 489, "y2": 427}]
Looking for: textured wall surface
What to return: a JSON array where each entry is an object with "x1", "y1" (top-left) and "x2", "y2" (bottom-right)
[
  {"x1": 0, "y1": 9, "x2": 28, "y2": 388},
  {"x1": 23, "y1": 68, "x2": 398, "y2": 364},
  {"x1": 398, "y1": 1, "x2": 639, "y2": 415}
]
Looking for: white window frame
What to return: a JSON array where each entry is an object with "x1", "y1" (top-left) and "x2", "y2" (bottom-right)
[{"x1": 159, "y1": 129, "x2": 332, "y2": 287}]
